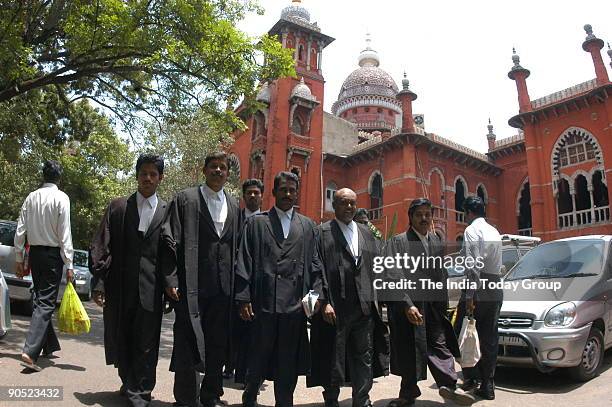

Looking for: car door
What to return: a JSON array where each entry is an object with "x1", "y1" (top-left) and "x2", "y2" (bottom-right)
[{"x1": 604, "y1": 243, "x2": 612, "y2": 346}]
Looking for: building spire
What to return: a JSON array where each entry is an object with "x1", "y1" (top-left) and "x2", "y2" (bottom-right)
[
  {"x1": 608, "y1": 42, "x2": 612, "y2": 69},
  {"x1": 486, "y1": 118, "x2": 496, "y2": 150},
  {"x1": 358, "y1": 32, "x2": 379, "y2": 67},
  {"x1": 401, "y1": 71, "x2": 410, "y2": 90},
  {"x1": 581, "y1": 24, "x2": 609, "y2": 85},
  {"x1": 508, "y1": 48, "x2": 532, "y2": 112}
]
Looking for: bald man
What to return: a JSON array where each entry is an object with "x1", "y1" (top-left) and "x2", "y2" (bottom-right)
[{"x1": 308, "y1": 188, "x2": 389, "y2": 407}]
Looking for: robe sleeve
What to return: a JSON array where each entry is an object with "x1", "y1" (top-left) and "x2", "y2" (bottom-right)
[
  {"x1": 234, "y1": 217, "x2": 254, "y2": 303},
  {"x1": 384, "y1": 236, "x2": 415, "y2": 309},
  {"x1": 160, "y1": 194, "x2": 182, "y2": 289},
  {"x1": 310, "y1": 225, "x2": 325, "y2": 301},
  {"x1": 89, "y1": 203, "x2": 113, "y2": 293}
]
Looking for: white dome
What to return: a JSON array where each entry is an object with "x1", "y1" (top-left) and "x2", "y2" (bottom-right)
[
  {"x1": 291, "y1": 78, "x2": 315, "y2": 100},
  {"x1": 256, "y1": 82, "x2": 270, "y2": 103},
  {"x1": 281, "y1": 0, "x2": 310, "y2": 22}
]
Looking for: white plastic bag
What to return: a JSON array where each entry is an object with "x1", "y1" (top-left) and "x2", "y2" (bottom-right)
[{"x1": 456, "y1": 316, "x2": 481, "y2": 368}]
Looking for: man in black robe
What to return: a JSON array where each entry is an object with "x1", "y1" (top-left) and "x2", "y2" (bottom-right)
[
  {"x1": 308, "y1": 188, "x2": 389, "y2": 407},
  {"x1": 90, "y1": 154, "x2": 167, "y2": 407},
  {"x1": 235, "y1": 171, "x2": 324, "y2": 407},
  {"x1": 162, "y1": 152, "x2": 240, "y2": 407},
  {"x1": 226, "y1": 178, "x2": 264, "y2": 382},
  {"x1": 385, "y1": 198, "x2": 473, "y2": 407}
]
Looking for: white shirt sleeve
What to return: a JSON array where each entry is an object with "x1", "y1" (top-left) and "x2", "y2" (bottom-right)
[
  {"x1": 58, "y1": 194, "x2": 74, "y2": 269},
  {"x1": 14, "y1": 197, "x2": 29, "y2": 263}
]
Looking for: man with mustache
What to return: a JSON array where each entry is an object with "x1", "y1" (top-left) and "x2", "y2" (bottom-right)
[
  {"x1": 90, "y1": 154, "x2": 167, "y2": 407},
  {"x1": 235, "y1": 171, "x2": 324, "y2": 407},
  {"x1": 385, "y1": 198, "x2": 473, "y2": 406},
  {"x1": 162, "y1": 152, "x2": 241, "y2": 407},
  {"x1": 308, "y1": 188, "x2": 389, "y2": 407}
]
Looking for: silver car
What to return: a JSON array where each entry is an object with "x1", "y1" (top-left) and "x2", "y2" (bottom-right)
[
  {"x1": 498, "y1": 235, "x2": 612, "y2": 381},
  {"x1": 0, "y1": 220, "x2": 33, "y2": 314},
  {"x1": 0, "y1": 267, "x2": 11, "y2": 339},
  {"x1": 58, "y1": 249, "x2": 93, "y2": 301}
]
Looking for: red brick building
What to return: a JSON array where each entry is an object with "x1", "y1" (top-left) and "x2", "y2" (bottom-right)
[{"x1": 229, "y1": 1, "x2": 612, "y2": 242}]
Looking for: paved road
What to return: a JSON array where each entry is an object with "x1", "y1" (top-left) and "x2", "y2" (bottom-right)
[{"x1": 1, "y1": 302, "x2": 612, "y2": 406}]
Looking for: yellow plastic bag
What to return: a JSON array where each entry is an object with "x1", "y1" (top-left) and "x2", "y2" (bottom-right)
[{"x1": 58, "y1": 282, "x2": 91, "y2": 334}]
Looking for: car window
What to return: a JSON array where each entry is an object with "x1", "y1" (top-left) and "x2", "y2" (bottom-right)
[
  {"x1": 506, "y1": 240, "x2": 604, "y2": 280},
  {"x1": 502, "y1": 249, "x2": 519, "y2": 271},
  {"x1": 0, "y1": 222, "x2": 16, "y2": 247},
  {"x1": 73, "y1": 251, "x2": 88, "y2": 267}
]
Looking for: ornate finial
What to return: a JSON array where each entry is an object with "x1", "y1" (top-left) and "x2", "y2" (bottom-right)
[
  {"x1": 365, "y1": 32, "x2": 372, "y2": 50},
  {"x1": 487, "y1": 118, "x2": 496, "y2": 139},
  {"x1": 512, "y1": 47, "x2": 521, "y2": 67},
  {"x1": 402, "y1": 71, "x2": 410, "y2": 90},
  {"x1": 584, "y1": 24, "x2": 595, "y2": 40},
  {"x1": 292, "y1": 0, "x2": 301, "y2": 3}
]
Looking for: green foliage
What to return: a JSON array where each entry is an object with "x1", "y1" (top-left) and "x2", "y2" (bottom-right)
[
  {"x1": 0, "y1": 0, "x2": 295, "y2": 137},
  {"x1": 386, "y1": 212, "x2": 398, "y2": 240},
  {"x1": 0, "y1": 98, "x2": 133, "y2": 248}
]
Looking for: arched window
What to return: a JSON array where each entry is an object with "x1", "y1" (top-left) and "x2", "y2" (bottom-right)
[
  {"x1": 228, "y1": 154, "x2": 241, "y2": 188},
  {"x1": 298, "y1": 44, "x2": 304, "y2": 61},
  {"x1": 454, "y1": 177, "x2": 467, "y2": 222},
  {"x1": 477, "y1": 184, "x2": 487, "y2": 205},
  {"x1": 517, "y1": 181, "x2": 532, "y2": 236},
  {"x1": 558, "y1": 133, "x2": 596, "y2": 167},
  {"x1": 592, "y1": 170, "x2": 609, "y2": 207},
  {"x1": 370, "y1": 172, "x2": 383, "y2": 220},
  {"x1": 325, "y1": 182, "x2": 337, "y2": 212},
  {"x1": 310, "y1": 48, "x2": 318, "y2": 69},
  {"x1": 292, "y1": 116, "x2": 304, "y2": 135}
]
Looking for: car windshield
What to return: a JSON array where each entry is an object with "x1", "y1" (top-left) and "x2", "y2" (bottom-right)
[
  {"x1": 74, "y1": 251, "x2": 88, "y2": 267},
  {"x1": 506, "y1": 240, "x2": 605, "y2": 280},
  {"x1": 0, "y1": 222, "x2": 16, "y2": 246}
]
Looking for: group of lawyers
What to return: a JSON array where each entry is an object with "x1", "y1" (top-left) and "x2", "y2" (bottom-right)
[{"x1": 72, "y1": 151, "x2": 502, "y2": 407}]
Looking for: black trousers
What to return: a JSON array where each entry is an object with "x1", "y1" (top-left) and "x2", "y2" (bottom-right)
[
  {"x1": 118, "y1": 292, "x2": 162, "y2": 407},
  {"x1": 173, "y1": 294, "x2": 230, "y2": 406},
  {"x1": 243, "y1": 312, "x2": 304, "y2": 407},
  {"x1": 323, "y1": 309, "x2": 374, "y2": 407},
  {"x1": 23, "y1": 246, "x2": 62, "y2": 360},
  {"x1": 456, "y1": 276, "x2": 503, "y2": 382},
  {"x1": 398, "y1": 303, "x2": 457, "y2": 401},
  {"x1": 424, "y1": 302, "x2": 457, "y2": 388}
]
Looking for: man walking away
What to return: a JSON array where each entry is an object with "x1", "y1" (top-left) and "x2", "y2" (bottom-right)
[
  {"x1": 456, "y1": 196, "x2": 503, "y2": 400},
  {"x1": 14, "y1": 160, "x2": 74, "y2": 372},
  {"x1": 90, "y1": 154, "x2": 167, "y2": 406}
]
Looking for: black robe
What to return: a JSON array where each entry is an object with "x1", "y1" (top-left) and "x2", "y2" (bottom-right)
[
  {"x1": 234, "y1": 208, "x2": 324, "y2": 379},
  {"x1": 308, "y1": 220, "x2": 389, "y2": 388},
  {"x1": 160, "y1": 186, "x2": 240, "y2": 372},
  {"x1": 385, "y1": 229, "x2": 459, "y2": 380},
  {"x1": 89, "y1": 194, "x2": 167, "y2": 366}
]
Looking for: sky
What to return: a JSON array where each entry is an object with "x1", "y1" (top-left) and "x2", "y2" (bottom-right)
[{"x1": 239, "y1": 0, "x2": 612, "y2": 153}]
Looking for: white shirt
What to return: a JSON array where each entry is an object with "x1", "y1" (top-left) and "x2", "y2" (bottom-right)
[
  {"x1": 463, "y1": 217, "x2": 502, "y2": 299},
  {"x1": 274, "y1": 206, "x2": 294, "y2": 238},
  {"x1": 412, "y1": 228, "x2": 430, "y2": 256},
  {"x1": 337, "y1": 219, "x2": 359, "y2": 262},
  {"x1": 244, "y1": 208, "x2": 260, "y2": 218},
  {"x1": 200, "y1": 184, "x2": 227, "y2": 237},
  {"x1": 136, "y1": 192, "x2": 158, "y2": 233},
  {"x1": 14, "y1": 183, "x2": 74, "y2": 269}
]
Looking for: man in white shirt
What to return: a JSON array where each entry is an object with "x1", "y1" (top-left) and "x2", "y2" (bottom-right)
[
  {"x1": 458, "y1": 196, "x2": 503, "y2": 401},
  {"x1": 14, "y1": 160, "x2": 74, "y2": 371},
  {"x1": 162, "y1": 152, "x2": 240, "y2": 407},
  {"x1": 90, "y1": 154, "x2": 167, "y2": 407},
  {"x1": 308, "y1": 188, "x2": 388, "y2": 407}
]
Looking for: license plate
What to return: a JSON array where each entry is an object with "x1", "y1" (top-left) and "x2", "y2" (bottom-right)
[{"x1": 499, "y1": 335, "x2": 527, "y2": 347}]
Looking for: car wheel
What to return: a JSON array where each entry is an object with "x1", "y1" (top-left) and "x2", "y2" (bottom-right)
[
  {"x1": 568, "y1": 327, "x2": 604, "y2": 382},
  {"x1": 0, "y1": 330, "x2": 7, "y2": 340}
]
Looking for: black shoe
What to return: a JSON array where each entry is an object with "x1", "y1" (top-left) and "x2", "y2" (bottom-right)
[
  {"x1": 201, "y1": 398, "x2": 226, "y2": 407},
  {"x1": 475, "y1": 380, "x2": 495, "y2": 400},
  {"x1": 324, "y1": 400, "x2": 339, "y2": 407},
  {"x1": 222, "y1": 370, "x2": 234, "y2": 379},
  {"x1": 460, "y1": 379, "x2": 480, "y2": 392},
  {"x1": 387, "y1": 398, "x2": 415, "y2": 407}
]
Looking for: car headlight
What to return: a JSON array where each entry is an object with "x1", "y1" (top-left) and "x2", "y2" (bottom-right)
[{"x1": 544, "y1": 302, "x2": 576, "y2": 327}]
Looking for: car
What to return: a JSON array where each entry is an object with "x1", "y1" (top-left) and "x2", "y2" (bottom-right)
[
  {"x1": 0, "y1": 267, "x2": 11, "y2": 339},
  {"x1": 0, "y1": 220, "x2": 33, "y2": 314},
  {"x1": 497, "y1": 235, "x2": 612, "y2": 381},
  {"x1": 446, "y1": 237, "x2": 539, "y2": 309},
  {"x1": 57, "y1": 249, "x2": 93, "y2": 301}
]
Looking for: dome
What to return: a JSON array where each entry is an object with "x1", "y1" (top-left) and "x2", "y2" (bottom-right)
[
  {"x1": 336, "y1": 34, "x2": 399, "y2": 101},
  {"x1": 281, "y1": 0, "x2": 310, "y2": 22},
  {"x1": 291, "y1": 77, "x2": 316, "y2": 101}
]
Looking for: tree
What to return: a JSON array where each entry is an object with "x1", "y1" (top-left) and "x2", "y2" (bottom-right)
[
  {"x1": 0, "y1": 99, "x2": 133, "y2": 248},
  {"x1": 0, "y1": 0, "x2": 295, "y2": 137}
]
